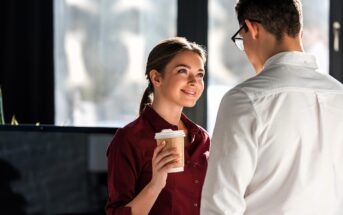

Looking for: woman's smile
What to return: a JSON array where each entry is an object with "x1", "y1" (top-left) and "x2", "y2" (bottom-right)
[{"x1": 181, "y1": 88, "x2": 196, "y2": 96}]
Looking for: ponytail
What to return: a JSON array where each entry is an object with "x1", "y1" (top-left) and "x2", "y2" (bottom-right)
[{"x1": 139, "y1": 84, "x2": 153, "y2": 115}]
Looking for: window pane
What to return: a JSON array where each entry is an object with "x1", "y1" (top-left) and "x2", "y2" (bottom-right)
[
  {"x1": 207, "y1": 0, "x2": 329, "y2": 135},
  {"x1": 302, "y1": 0, "x2": 329, "y2": 74},
  {"x1": 54, "y1": 0, "x2": 176, "y2": 127}
]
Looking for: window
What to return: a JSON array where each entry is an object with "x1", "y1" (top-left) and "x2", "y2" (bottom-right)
[{"x1": 54, "y1": 0, "x2": 176, "y2": 127}]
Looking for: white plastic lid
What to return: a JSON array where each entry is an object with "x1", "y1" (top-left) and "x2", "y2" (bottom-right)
[{"x1": 154, "y1": 129, "x2": 185, "y2": 139}]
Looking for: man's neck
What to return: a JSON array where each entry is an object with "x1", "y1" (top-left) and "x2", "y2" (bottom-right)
[
  {"x1": 256, "y1": 34, "x2": 304, "y2": 74},
  {"x1": 271, "y1": 35, "x2": 304, "y2": 56}
]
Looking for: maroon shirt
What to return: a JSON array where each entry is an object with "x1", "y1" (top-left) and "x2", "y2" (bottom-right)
[{"x1": 106, "y1": 105, "x2": 210, "y2": 215}]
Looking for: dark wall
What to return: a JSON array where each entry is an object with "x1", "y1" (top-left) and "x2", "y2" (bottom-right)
[
  {"x1": 177, "y1": 0, "x2": 208, "y2": 128},
  {"x1": 330, "y1": 0, "x2": 343, "y2": 83},
  {"x1": 0, "y1": 0, "x2": 54, "y2": 124}
]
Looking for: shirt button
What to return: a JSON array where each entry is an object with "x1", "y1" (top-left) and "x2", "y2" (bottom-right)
[
  {"x1": 194, "y1": 203, "x2": 198, "y2": 207},
  {"x1": 194, "y1": 180, "x2": 199, "y2": 184}
]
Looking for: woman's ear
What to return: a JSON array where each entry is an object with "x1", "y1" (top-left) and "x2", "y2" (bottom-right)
[
  {"x1": 149, "y1": 69, "x2": 162, "y2": 88},
  {"x1": 245, "y1": 19, "x2": 260, "y2": 40}
]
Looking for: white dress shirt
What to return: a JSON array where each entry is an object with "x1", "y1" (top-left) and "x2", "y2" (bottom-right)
[{"x1": 201, "y1": 52, "x2": 343, "y2": 215}]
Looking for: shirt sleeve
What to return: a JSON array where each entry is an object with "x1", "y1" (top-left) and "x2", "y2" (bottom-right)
[
  {"x1": 106, "y1": 128, "x2": 141, "y2": 215},
  {"x1": 201, "y1": 89, "x2": 259, "y2": 215}
]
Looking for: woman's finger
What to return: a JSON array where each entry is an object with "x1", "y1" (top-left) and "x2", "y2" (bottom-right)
[
  {"x1": 155, "y1": 154, "x2": 179, "y2": 170},
  {"x1": 161, "y1": 160, "x2": 180, "y2": 172},
  {"x1": 152, "y1": 141, "x2": 166, "y2": 160},
  {"x1": 153, "y1": 147, "x2": 178, "y2": 165}
]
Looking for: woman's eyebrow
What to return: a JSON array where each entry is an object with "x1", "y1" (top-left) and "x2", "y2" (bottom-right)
[
  {"x1": 175, "y1": 64, "x2": 204, "y2": 71},
  {"x1": 175, "y1": 64, "x2": 190, "y2": 68}
]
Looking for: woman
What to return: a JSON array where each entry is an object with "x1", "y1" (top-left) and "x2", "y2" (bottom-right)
[{"x1": 106, "y1": 37, "x2": 210, "y2": 215}]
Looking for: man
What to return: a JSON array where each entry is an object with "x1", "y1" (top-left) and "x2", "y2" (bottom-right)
[{"x1": 201, "y1": 0, "x2": 343, "y2": 214}]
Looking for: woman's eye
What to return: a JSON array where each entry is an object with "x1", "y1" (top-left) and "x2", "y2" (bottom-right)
[
  {"x1": 177, "y1": 68, "x2": 187, "y2": 74},
  {"x1": 198, "y1": 72, "x2": 205, "y2": 79}
]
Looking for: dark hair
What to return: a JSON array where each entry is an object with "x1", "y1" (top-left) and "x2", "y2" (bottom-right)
[
  {"x1": 139, "y1": 37, "x2": 206, "y2": 114},
  {"x1": 235, "y1": 0, "x2": 303, "y2": 41}
]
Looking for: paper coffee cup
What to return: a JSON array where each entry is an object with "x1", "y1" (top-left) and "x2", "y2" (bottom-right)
[{"x1": 155, "y1": 129, "x2": 185, "y2": 173}]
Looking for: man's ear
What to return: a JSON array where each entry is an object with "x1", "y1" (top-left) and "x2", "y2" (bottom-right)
[
  {"x1": 245, "y1": 19, "x2": 260, "y2": 40},
  {"x1": 149, "y1": 69, "x2": 162, "y2": 87}
]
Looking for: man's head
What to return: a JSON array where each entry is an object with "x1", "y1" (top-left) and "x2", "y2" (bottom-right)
[
  {"x1": 234, "y1": 0, "x2": 304, "y2": 73},
  {"x1": 235, "y1": 0, "x2": 303, "y2": 41}
]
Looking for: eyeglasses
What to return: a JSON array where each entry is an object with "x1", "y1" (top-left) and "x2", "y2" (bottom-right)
[{"x1": 231, "y1": 19, "x2": 261, "y2": 51}]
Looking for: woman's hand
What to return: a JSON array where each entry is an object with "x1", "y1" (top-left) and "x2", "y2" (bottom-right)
[
  {"x1": 149, "y1": 141, "x2": 179, "y2": 192},
  {"x1": 125, "y1": 141, "x2": 179, "y2": 215}
]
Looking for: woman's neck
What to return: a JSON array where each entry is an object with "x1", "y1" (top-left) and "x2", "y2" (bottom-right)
[{"x1": 151, "y1": 100, "x2": 182, "y2": 126}]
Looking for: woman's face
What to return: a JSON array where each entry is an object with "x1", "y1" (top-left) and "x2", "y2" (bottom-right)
[{"x1": 157, "y1": 50, "x2": 205, "y2": 108}]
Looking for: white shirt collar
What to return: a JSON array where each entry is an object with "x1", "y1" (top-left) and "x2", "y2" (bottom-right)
[{"x1": 263, "y1": 51, "x2": 319, "y2": 72}]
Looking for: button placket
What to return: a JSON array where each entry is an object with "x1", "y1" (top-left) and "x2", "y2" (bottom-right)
[{"x1": 192, "y1": 161, "x2": 199, "y2": 168}]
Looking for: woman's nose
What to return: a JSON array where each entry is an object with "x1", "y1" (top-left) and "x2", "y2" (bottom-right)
[{"x1": 188, "y1": 74, "x2": 196, "y2": 85}]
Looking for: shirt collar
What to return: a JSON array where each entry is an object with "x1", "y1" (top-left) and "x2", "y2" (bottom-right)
[
  {"x1": 141, "y1": 105, "x2": 200, "y2": 135},
  {"x1": 263, "y1": 51, "x2": 319, "y2": 72}
]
